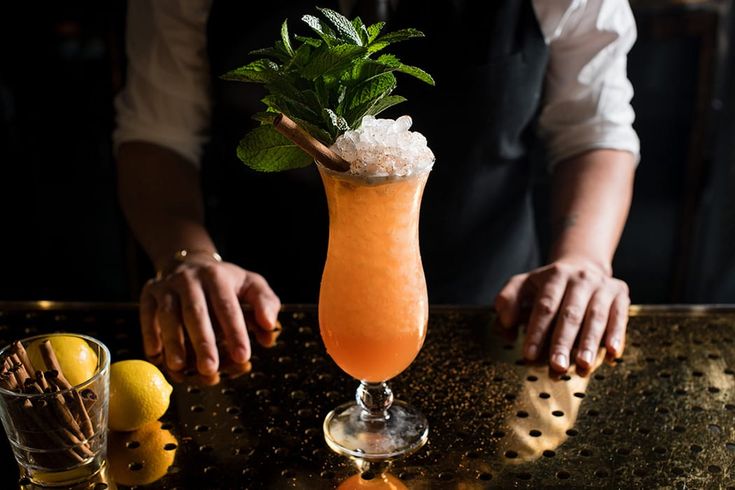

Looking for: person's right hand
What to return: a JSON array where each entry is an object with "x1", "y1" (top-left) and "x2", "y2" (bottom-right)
[{"x1": 139, "y1": 259, "x2": 281, "y2": 375}]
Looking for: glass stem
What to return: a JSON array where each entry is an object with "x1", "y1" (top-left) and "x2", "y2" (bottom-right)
[{"x1": 356, "y1": 381, "x2": 394, "y2": 420}]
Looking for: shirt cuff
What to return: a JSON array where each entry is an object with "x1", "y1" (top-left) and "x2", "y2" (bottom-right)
[
  {"x1": 112, "y1": 122, "x2": 205, "y2": 168},
  {"x1": 545, "y1": 121, "x2": 641, "y2": 170}
]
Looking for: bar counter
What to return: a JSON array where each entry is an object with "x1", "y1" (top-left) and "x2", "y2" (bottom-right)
[{"x1": 0, "y1": 302, "x2": 733, "y2": 489}]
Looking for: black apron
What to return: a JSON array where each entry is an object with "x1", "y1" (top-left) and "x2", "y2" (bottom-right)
[{"x1": 203, "y1": 0, "x2": 549, "y2": 304}]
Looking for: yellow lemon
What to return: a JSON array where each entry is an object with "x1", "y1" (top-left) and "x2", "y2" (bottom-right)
[
  {"x1": 27, "y1": 335, "x2": 98, "y2": 387},
  {"x1": 109, "y1": 360, "x2": 172, "y2": 432},
  {"x1": 108, "y1": 421, "x2": 177, "y2": 485}
]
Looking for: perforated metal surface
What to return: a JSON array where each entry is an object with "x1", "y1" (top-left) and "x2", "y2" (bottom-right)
[{"x1": 0, "y1": 303, "x2": 733, "y2": 489}]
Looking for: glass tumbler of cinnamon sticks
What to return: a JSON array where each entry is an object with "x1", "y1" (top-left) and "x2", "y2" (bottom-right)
[{"x1": 0, "y1": 334, "x2": 110, "y2": 486}]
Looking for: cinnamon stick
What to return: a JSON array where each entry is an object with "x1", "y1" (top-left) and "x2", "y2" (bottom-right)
[
  {"x1": 10, "y1": 354, "x2": 31, "y2": 390},
  {"x1": 80, "y1": 388, "x2": 97, "y2": 412},
  {"x1": 23, "y1": 376, "x2": 91, "y2": 460},
  {"x1": 38, "y1": 373, "x2": 87, "y2": 443},
  {"x1": 12, "y1": 341, "x2": 36, "y2": 378},
  {"x1": 38, "y1": 342, "x2": 67, "y2": 385},
  {"x1": 18, "y1": 398, "x2": 69, "y2": 467},
  {"x1": 273, "y1": 113, "x2": 350, "y2": 172},
  {"x1": 45, "y1": 369, "x2": 95, "y2": 440},
  {"x1": 39, "y1": 342, "x2": 97, "y2": 440},
  {"x1": 23, "y1": 399, "x2": 85, "y2": 464},
  {"x1": 1, "y1": 370, "x2": 18, "y2": 391}
]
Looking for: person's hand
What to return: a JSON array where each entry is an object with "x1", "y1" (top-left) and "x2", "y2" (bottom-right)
[
  {"x1": 494, "y1": 256, "x2": 629, "y2": 372},
  {"x1": 140, "y1": 259, "x2": 281, "y2": 375}
]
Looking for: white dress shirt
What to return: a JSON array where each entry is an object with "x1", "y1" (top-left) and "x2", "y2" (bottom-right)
[{"x1": 114, "y1": 0, "x2": 640, "y2": 168}]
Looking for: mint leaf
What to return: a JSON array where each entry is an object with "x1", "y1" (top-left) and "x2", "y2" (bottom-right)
[
  {"x1": 301, "y1": 15, "x2": 338, "y2": 46},
  {"x1": 262, "y1": 94, "x2": 320, "y2": 124},
  {"x1": 344, "y1": 59, "x2": 392, "y2": 87},
  {"x1": 300, "y1": 44, "x2": 366, "y2": 80},
  {"x1": 280, "y1": 20, "x2": 294, "y2": 57},
  {"x1": 291, "y1": 116, "x2": 335, "y2": 144},
  {"x1": 352, "y1": 17, "x2": 369, "y2": 45},
  {"x1": 249, "y1": 47, "x2": 290, "y2": 63},
  {"x1": 368, "y1": 28, "x2": 425, "y2": 53},
  {"x1": 252, "y1": 111, "x2": 278, "y2": 124},
  {"x1": 221, "y1": 59, "x2": 279, "y2": 83},
  {"x1": 345, "y1": 72, "x2": 397, "y2": 126},
  {"x1": 294, "y1": 35, "x2": 322, "y2": 48},
  {"x1": 237, "y1": 125, "x2": 312, "y2": 172},
  {"x1": 317, "y1": 7, "x2": 363, "y2": 45},
  {"x1": 346, "y1": 72, "x2": 396, "y2": 113},
  {"x1": 367, "y1": 22, "x2": 385, "y2": 42},
  {"x1": 395, "y1": 64, "x2": 435, "y2": 85},
  {"x1": 376, "y1": 54, "x2": 435, "y2": 85},
  {"x1": 367, "y1": 95, "x2": 407, "y2": 117},
  {"x1": 288, "y1": 44, "x2": 312, "y2": 69}
]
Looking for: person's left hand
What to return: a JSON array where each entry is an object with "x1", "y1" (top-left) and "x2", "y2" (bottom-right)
[{"x1": 494, "y1": 256, "x2": 630, "y2": 372}]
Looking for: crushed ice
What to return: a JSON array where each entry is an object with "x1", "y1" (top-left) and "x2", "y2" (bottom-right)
[{"x1": 331, "y1": 115, "x2": 435, "y2": 177}]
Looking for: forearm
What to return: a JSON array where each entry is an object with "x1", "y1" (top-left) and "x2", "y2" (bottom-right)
[
  {"x1": 549, "y1": 149, "x2": 636, "y2": 274},
  {"x1": 117, "y1": 141, "x2": 216, "y2": 271}
]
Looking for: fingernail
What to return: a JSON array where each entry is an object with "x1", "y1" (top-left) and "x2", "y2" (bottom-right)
[
  {"x1": 611, "y1": 338, "x2": 621, "y2": 354},
  {"x1": 580, "y1": 349, "x2": 593, "y2": 365},
  {"x1": 526, "y1": 344, "x2": 538, "y2": 360},
  {"x1": 553, "y1": 353, "x2": 568, "y2": 369}
]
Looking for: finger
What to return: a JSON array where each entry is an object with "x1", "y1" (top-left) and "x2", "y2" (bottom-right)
[
  {"x1": 155, "y1": 291, "x2": 187, "y2": 371},
  {"x1": 140, "y1": 282, "x2": 163, "y2": 359},
  {"x1": 253, "y1": 321, "x2": 282, "y2": 348},
  {"x1": 219, "y1": 360, "x2": 252, "y2": 380},
  {"x1": 523, "y1": 268, "x2": 567, "y2": 361},
  {"x1": 201, "y1": 268, "x2": 251, "y2": 364},
  {"x1": 549, "y1": 276, "x2": 597, "y2": 372},
  {"x1": 240, "y1": 273, "x2": 281, "y2": 331},
  {"x1": 605, "y1": 289, "x2": 630, "y2": 358},
  {"x1": 173, "y1": 274, "x2": 219, "y2": 375},
  {"x1": 494, "y1": 274, "x2": 528, "y2": 328},
  {"x1": 575, "y1": 288, "x2": 615, "y2": 369}
]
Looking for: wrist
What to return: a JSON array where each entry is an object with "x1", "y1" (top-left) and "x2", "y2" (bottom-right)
[
  {"x1": 549, "y1": 253, "x2": 612, "y2": 277},
  {"x1": 155, "y1": 248, "x2": 222, "y2": 279}
]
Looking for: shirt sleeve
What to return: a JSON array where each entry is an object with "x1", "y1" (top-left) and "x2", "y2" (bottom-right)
[
  {"x1": 535, "y1": 0, "x2": 641, "y2": 168},
  {"x1": 113, "y1": 0, "x2": 213, "y2": 167}
]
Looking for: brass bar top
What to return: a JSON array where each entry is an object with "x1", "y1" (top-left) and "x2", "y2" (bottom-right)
[{"x1": 0, "y1": 303, "x2": 733, "y2": 489}]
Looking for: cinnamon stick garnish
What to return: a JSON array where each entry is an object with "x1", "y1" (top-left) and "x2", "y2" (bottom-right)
[{"x1": 272, "y1": 113, "x2": 350, "y2": 172}]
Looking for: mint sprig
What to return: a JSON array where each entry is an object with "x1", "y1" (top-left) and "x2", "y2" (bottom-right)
[{"x1": 223, "y1": 7, "x2": 434, "y2": 172}]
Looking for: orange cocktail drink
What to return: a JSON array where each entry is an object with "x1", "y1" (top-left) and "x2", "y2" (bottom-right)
[{"x1": 318, "y1": 166, "x2": 429, "y2": 383}]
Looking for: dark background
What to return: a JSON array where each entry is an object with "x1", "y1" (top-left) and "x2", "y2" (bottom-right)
[{"x1": 0, "y1": 0, "x2": 734, "y2": 304}]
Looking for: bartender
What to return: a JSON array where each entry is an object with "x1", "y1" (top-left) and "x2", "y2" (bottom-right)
[{"x1": 114, "y1": 0, "x2": 639, "y2": 376}]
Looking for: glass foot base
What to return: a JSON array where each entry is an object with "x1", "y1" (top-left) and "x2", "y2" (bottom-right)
[{"x1": 323, "y1": 400, "x2": 428, "y2": 460}]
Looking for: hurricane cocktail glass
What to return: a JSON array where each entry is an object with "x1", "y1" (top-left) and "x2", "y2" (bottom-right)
[{"x1": 318, "y1": 162, "x2": 430, "y2": 460}]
